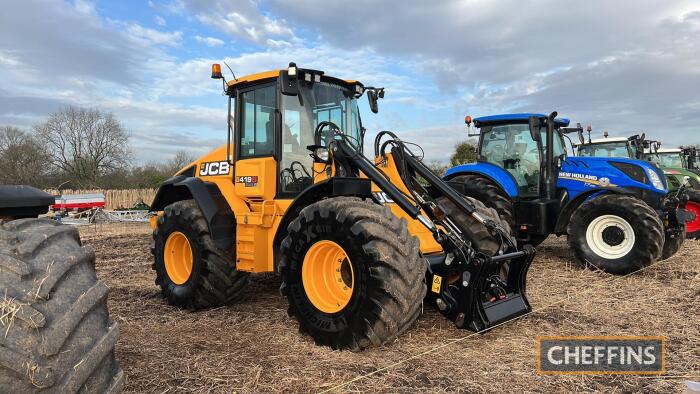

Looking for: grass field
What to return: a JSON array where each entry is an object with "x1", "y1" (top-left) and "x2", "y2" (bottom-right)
[{"x1": 79, "y1": 223, "x2": 699, "y2": 393}]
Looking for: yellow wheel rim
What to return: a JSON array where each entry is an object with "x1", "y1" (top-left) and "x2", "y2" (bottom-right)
[
  {"x1": 301, "y1": 240, "x2": 354, "y2": 314},
  {"x1": 164, "y1": 231, "x2": 193, "y2": 285}
]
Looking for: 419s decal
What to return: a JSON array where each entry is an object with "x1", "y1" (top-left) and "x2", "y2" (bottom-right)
[{"x1": 237, "y1": 176, "x2": 258, "y2": 187}]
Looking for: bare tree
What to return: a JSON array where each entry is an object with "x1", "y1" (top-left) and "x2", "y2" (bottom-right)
[
  {"x1": 165, "y1": 150, "x2": 196, "y2": 175},
  {"x1": 35, "y1": 107, "x2": 131, "y2": 188},
  {"x1": 0, "y1": 126, "x2": 49, "y2": 187}
]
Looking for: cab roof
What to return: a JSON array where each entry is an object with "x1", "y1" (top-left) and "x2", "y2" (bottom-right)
[
  {"x1": 226, "y1": 69, "x2": 360, "y2": 89},
  {"x1": 474, "y1": 113, "x2": 570, "y2": 127},
  {"x1": 576, "y1": 137, "x2": 629, "y2": 145}
]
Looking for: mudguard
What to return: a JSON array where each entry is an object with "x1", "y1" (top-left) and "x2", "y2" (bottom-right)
[
  {"x1": 444, "y1": 162, "x2": 520, "y2": 198},
  {"x1": 272, "y1": 177, "x2": 373, "y2": 270},
  {"x1": 151, "y1": 175, "x2": 235, "y2": 253}
]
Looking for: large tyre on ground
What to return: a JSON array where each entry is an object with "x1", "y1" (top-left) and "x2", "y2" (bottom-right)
[
  {"x1": 448, "y1": 174, "x2": 547, "y2": 247},
  {"x1": 279, "y1": 197, "x2": 425, "y2": 351},
  {"x1": 685, "y1": 189, "x2": 700, "y2": 240},
  {"x1": 661, "y1": 224, "x2": 685, "y2": 260},
  {"x1": 152, "y1": 200, "x2": 249, "y2": 309},
  {"x1": 0, "y1": 219, "x2": 123, "y2": 393},
  {"x1": 567, "y1": 194, "x2": 664, "y2": 275},
  {"x1": 435, "y1": 195, "x2": 515, "y2": 255}
]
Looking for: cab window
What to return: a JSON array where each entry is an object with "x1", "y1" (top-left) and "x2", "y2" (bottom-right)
[{"x1": 239, "y1": 85, "x2": 276, "y2": 158}]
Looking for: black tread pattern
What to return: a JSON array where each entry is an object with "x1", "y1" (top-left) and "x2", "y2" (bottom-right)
[
  {"x1": 449, "y1": 174, "x2": 515, "y2": 228},
  {"x1": 152, "y1": 200, "x2": 249, "y2": 309},
  {"x1": 279, "y1": 197, "x2": 426, "y2": 351},
  {"x1": 567, "y1": 194, "x2": 664, "y2": 274},
  {"x1": 436, "y1": 195, "x2": 514, "y2": 255},
  {"x1": 0, "y1": 219, "x2": 122, "y2": 393},
  {"x1": 685, "y1": 189, "x2": 700, "y2": 240}
]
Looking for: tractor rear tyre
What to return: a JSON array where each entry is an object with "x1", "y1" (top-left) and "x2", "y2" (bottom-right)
[
  {"x1": 449, "y1": 174, "x2": 547, "y2": 247},
  {"x1": 152, "y1": 200, "x2": 249, "y2": 309},
  {"x1": 0, "y1": 219, "x2": 123, "y2": 393},
  {"x1": 279, "y1": 197, "x2": 425, "y2": 351},
  {"x1": 568, "y1": 194, "x2": 663, "y2": 275},
  {"x1": 449, "y1": 174, "x2": 515, "y2": 228},
  {"x1": 685, "y1": 190, "x2": 700, "y2": 240},
  {"x1": 435, "y1": 195, "x2": 515, "y2": 255}
]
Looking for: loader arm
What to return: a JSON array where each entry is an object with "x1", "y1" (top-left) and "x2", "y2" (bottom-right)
[{"x1": 317, "y1": 122, "x2": 535, "y2": 331}]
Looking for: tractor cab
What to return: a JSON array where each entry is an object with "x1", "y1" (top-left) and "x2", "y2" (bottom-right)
[
  {"x1": 576, "y1": 137, "x2": 636, "y2": 159},
  {"x1": 647, "y1": 148, "x2": 686, "y2": 169},
  {"x1": 472, "y1": 113, "x2": 569, "y2": 198}
]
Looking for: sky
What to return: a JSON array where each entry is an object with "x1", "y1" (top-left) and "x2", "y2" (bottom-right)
[{"x1": 1, "y1": 0, "x2": 699, "y2": 164}]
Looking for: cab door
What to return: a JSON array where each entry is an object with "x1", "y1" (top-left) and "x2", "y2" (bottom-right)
[{"x1": 233, "y1": 83, "x2": 279, "y2": 272}]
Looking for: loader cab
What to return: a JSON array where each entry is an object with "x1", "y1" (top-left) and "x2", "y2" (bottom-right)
[
  {"x1": 218, "y1": 65, "x2": 368, "y2": 200},
  {"x1": 473, "y1": 114, "x2": 569, "y2": 198}
]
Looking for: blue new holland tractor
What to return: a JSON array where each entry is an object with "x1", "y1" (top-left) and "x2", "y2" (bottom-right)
[{"x1": 444, "y1": 112, "x2": 687, "y2": 274}]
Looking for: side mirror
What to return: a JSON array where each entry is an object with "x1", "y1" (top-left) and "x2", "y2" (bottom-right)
[
  {"x1": 279, "y1": 63, "x2": 299, "y2": 96},
  {"x1": 578, "y1": 130, "x2": 585, "y2": 145},
  {"x1": 367, "y1": 90, "x2": 379, "y2": 113},
  {"x1": 528, "y1": 116, "x2": 541, "y2": 141}
]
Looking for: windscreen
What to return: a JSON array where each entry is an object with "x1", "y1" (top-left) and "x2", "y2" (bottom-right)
[
  {"x1": 279, "y1": 81, "x2": 362, "y2": 194},
  {"x1": 650, "y1": 153, "x2": 684, "y2": 168},
  {"x1": 577, "y1": 142, "x2": 632, "y2": 158}
]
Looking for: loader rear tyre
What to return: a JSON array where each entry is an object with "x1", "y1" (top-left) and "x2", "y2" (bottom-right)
[
  {"x1": 568, "y1": 194, "x2": 664, "y2": 275},
  {"x1": 152, "y1": 200, "x2": 249, "y2": 309},
  {"x1": 0, "y1": 219, "x2": 123, "y2": 393},
  {"x1": 685, "y1": 190, "x2": 700, "y2": 239},
  {"x1": 279, "y1": 197, "x2": 426, "y2": 351}
]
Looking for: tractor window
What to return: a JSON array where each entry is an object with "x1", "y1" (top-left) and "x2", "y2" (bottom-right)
[
  {"x1": 239, "y1": 85, "x2": 277, "y2": 158},
  {"x1": 480, "y1": 124, "x2": 541, "y2": 196},
  {"x1": 279, "y1": 81, "x2": 362, "y2": 195},
  {"x1": 577, "y1": 142, "x2": 631, "y2": 158},
  {"x1": 651, "y1": 153, "x2": 684, "y2": 168}
]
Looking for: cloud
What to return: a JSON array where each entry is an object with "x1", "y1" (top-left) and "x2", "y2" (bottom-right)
[
  {"x1": 155, "y1": 15, "x2": 167, "y2": 26},
  {"x1": 181, "y1": 0, "x2": 294, "y2": 44},
  {"x1": 124, "y1": 23, "x2": 182, "y2": 46},
  {"x1": 194, "y1": 35, "x2": 225, "y2": 47}
]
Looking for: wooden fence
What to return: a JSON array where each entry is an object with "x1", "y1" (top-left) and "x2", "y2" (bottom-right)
[{"x1": 45, "y1": 189, "x2": 157, "y2": 210}]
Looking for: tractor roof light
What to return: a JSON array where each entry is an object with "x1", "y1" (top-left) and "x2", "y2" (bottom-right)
[
  {"x1": 288, "y1": 62, "x2": 297, "y2": 76},
  {"x1": 465, "y1": 115, "x2": 472, "y2": 126},
  {"x1": 211, "y1": 63, "x2": 223, "y2": 79}
]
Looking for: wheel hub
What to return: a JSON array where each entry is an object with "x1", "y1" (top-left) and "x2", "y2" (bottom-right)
[
  {"x1": 585, "y1": 215, "x2": 636, "y2": 260},
  {"x1": 301, "y1": 240, "x2": 354, "y2": 314},
  {"x1": 686, "y1": 201, "x2": 700, "y2": 233},
  {"x1": 164, "y1": 231, "x2": 193, "y2": 285},
  {"x1": 601, "y1": 226, "x2": 625, "y2": 246}
]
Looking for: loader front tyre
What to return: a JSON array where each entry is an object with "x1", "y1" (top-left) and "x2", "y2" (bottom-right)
[
  {"x1": 152, "y1": 200, "x2": 249, "y2": 309},
  {"x1": 0, "y1": 219, "x2": 123, "y2": 393},
  {"x1": 568, "y1": 195, "x2": 663, "y2": 275},
  {"x1": 279, "y1": 197, "x2": 426, "y2": 351}
]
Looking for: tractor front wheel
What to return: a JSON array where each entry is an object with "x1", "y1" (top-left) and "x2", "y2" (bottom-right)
[
  {"x1": 279, "y1": 197, "x2": 426, "y2": 350},
  {"x1": 568, "y1": 194, "x2": 663, "y2": 274},
  {"x1": 685, "y1": 190, "x2": 700, "y2": 239}
]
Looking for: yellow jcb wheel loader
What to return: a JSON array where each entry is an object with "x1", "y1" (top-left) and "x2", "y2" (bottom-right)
[{"x1": 148, "y1": 62, "x2": 536, "y2": 350}]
